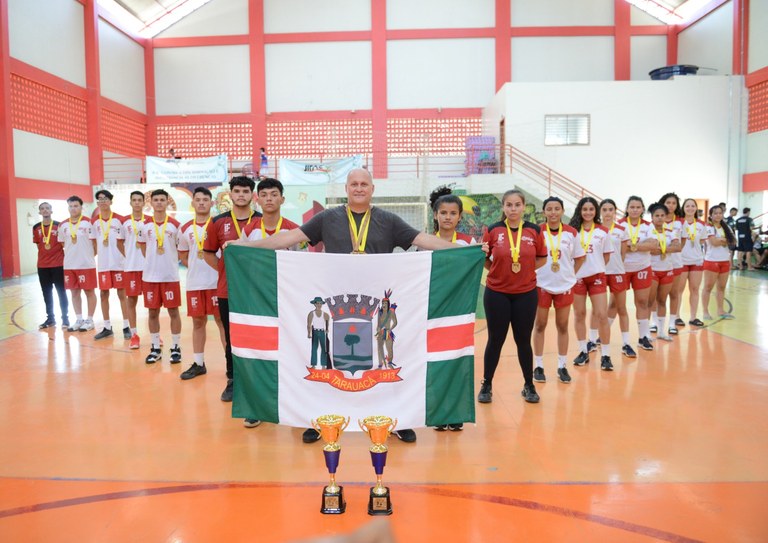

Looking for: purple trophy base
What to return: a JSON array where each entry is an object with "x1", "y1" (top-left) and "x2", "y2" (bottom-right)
[
  {"x1": 370, "y1": 450, "x2": 387, "y2": 476},
  {"x1": 324, "y1": 449, "x2": 341, "y2": 474}
]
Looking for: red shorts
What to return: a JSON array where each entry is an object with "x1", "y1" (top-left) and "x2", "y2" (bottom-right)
[
  {"x1": 673, "y1": 267, "x2": 683, "y2": 277},
  {"x1": 681, "y1": 264, "x2": 704, "y2": 273},
  {"x1": 537, "y1": 287, "x2": 574, "y2": 309},
  {"x1": 124, "y1": 271, "x2": 143, "y2": 297},
  {"x1": 704, "y1": 260, "x2": 730, "y2": 274},
  {"x1": 98, "y1": 270, "x2": 126, "y2": 290},
  {"x1": 625, "y1": 267, "x2": 653, "y2": 290},
  {"x1": 606, "y1": 273, "x2": 628, "y2": 293},
  {"x1": 187, "y1": 289, "x2": 220, "y2": 317},
  {"x1": 64, "y1": 268, "x2": 97, "y2": 290},
  {"x1": 573, "y1": 273, "x2": 607, "y2": 296},
  {"x1": 652, "y1": 269, "x2": 675, "y2": 285},
  {"x1": 142, "y1": 281, "x2": 181, "y2": 309}
]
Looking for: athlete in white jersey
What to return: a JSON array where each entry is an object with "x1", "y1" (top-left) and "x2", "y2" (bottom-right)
[
  {"x1": 57, "y1": 195, "x2": 97, "y2": 332},
  {"x1": 655, "y1": 193, "x2": 686, "y2": 337},
  {"x1": 121, "y1": 191, "x2": 150, "y2": 349},
  {"x1": 701, "y1": 205, "x2": 736, "y2": 320},
  {"x1": 138, "y1": 189, "x2": 182, "y2": 365},
  {"x1": 679, "y1": 198, "x2": 709, "y2": 327},
  {"x1": 178, "y1": 187, "x2": 225, "y2": 381},
  {"x1": 647, "y1": 203, "x2": 681, "y2": 341}
]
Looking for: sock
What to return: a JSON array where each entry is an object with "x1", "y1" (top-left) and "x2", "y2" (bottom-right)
[
  {"x1": 669, "y1": 314, "x2": 678, "y2": 326},
  {"x1": 622, "y1": 331, "x2": 631, "y2": 345},
  {"x1": 86, "y1": 316, "x2": 93, "y2": 322},
  {"x1": 578, "y1": 339, "x2": 588, "y2": 352},
  {"x1": 534, "y1": 355, "x2": 544, "y2": 369},
  {"x1": 76, "y1": 314, "x2": 82, "y2": 321},
  {"x1": 123, "y1": 319, "x2": 129, "y2": 328},
  {"x1": 589, "y1": 329, "x2": 599, "y2": 341},
  {"x1": 608, "y1": 317, "x2": 615, "y2": 326},
  {"x1": 193, "y1": 353, "x2": 204, "y2": 365},
  {"x1": 172, "y1": 334, "x2": 181, "y2": 348},
  {"x1": 638, "y1": 319, "x2": 650, "y2": 338},
  {"x1": 557, "y1": 355, "x2": 567, "y2": 369},
  {"x1": 151, "y1": 333, "x2": 161, "y2": 349},
  {"x1": 658, "y1": 316, "x2": 666, "y2": 334},
  {"x1": 651, "y1": 311, "x2": 658, "y2": 328},
  {"x1": 130, "y1": 327, "x2": 137, "y2": 335},
  {"x1": 103, "y1": 320, "x2": 111, "y2": 329},
  {"x1": 602, "y1": 343, "x2": 612, "y2": 357}
]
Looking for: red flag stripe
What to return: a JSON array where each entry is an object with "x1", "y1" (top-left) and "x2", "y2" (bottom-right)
[
  {"x1": 427, "y1": 323, "x2": 474, "y2": 352},
  {"x1": 230, "y1": 323, "x2": 279, "y2": 351}
]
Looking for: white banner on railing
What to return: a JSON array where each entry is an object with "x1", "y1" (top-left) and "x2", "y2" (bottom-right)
[
  {"x1": 146, "y1": 154, "x2": 229, "y2": 184},
  {"x1": 278, "y1": 155, "x2": 364, "y2": 186}
]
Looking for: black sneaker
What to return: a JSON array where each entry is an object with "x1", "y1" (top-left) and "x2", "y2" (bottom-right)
[
  {"x1": 122, "y1": 327, "x2": 131, "y2": 339},
  {"x1": 638, "y1": 337, "x2": 654, "y2": 351},
  {"x1": 180, "y1": 362, "x2": 207, "y2": 380},
  {"x1": 434, "y1": 425, "x2": 448, "y2": 431},
  {"x1": 448, "y1": 423, "x2": 463, "y2": 431},
  {"x1": 600, "y1": 356, "x2": 614, "y2": 371},
  {"x1": 170, "y1": 347, "x2": 182, "y2": 364},
  {"x1": 145, "y1": 348, "x2": 162, "y2": 364},
  {"x1": 689, "y1": 319, "x2": 704, "y2": 327},
  {"x1": 649, "y1": 324, "x2": 658, "y2": 334},
  {"x1": 302, "y1": 428, "x2": 321, "y2": 443},
  {"x1": 94, "y1": 327, "x2": 114, "y2": 340},
  {"x1": 521, "y1": 384, "x2": 540, "y2": 403},
  {"x1": 221, "y1": 379, "x2": 234, "y2": 402},
  {"x1": 573, "y1": 351, "x2": 589, "y2": 366},
  {"x1": 533, "y1": 367, "x2": 546, "y2": 383},
  {"x1": 38, "y1": 319, "x2": 56, "y2": 329},
  {"x1": 393, "y1": 429, "x2": 417, "y2": 442},
  {"x1": 675, "y1": 318, "x2": 685, "y2": 327},
  {"x1": 622, "y1": 344, "x2": 638, "y2": 358},
  {"x1": 595, "y1": 337, "x2": 602, "y2": 345},
  {"x1": 557, "y1": 367, "x2": 572, "y2": 383},
  {"x1": 586, "y1": 340, "x2": 598, "y2": 353},
  {"x1": 477, "y1": 379, "x2": 492, "y2": 403},
  {"x1": 243, "y1": 419, "x2": 261, "y2": 428}
]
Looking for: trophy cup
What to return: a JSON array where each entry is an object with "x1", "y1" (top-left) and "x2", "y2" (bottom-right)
[
  {"x1": 311, "y1": 414, "x2": 350, "y2": 514},
  {"x1": 359, "y1": 415, "x2": 398, "y2": 516}
]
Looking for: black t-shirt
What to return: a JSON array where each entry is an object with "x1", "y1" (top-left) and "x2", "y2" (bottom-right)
[
  {"x1": 735, "y1": 216, "x2": 754, "y2": 240},
  {"x1": 299, "y1": 206, "x2": 420, "y2": 254}
]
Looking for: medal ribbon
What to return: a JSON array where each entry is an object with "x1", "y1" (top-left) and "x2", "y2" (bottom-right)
[
  {"x1": 69, "y1": 215, "x2": 83, "y2": 242},
  {"x1": 193, "y1": 216, "x2": 212, "y2": 252},
  {"x1": 627, "y1": 219, "x2": 641, "y2": 246},
  {"x1": 580, "y1": 225, "x2": 596, "y2": 253},
  {"x1": 260, "y1": 216, "x2": 284, "y2": 238},
  {"x1": 231, "y1": 209, "x2": 255, "y2": 240},
  {"x1": 545, "y1": 223, "x2": 562, "y2": 263},
  {"x1": 654, "y1": 227, "x2": 667, "y2": 255},
  {"x1": 347, "y1": 206, "x2": 371, "y2": 253},
  {"x1": 504, "y1": 219, "x2": 523, "y2": 263},
  {"x1": 100, "y1": 211, "x2": 113, "y2": 245},
  {"x1": 41, "y1": 221, "x2": 53, "y2": 245},
  {"x1": 153, "y1": 215, "x2": 169, "y2": 249},
  {"x1": 437, "y1": 231, "x2": 458, "y2": 243},
  {"x1": 686, "y1": 220, "x2": 697, "y2": 243},
  {"x1": 130, "y1": 213, "x2": 143, "y2": 242}
]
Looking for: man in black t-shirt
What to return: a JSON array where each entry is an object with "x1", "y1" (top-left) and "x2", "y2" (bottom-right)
[{"x1": 735, "y1": 208, "x2": 757, "y2": 270}]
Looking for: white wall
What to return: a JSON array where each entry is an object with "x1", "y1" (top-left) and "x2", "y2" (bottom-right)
[
  {"x1": 387, "y1": 0, "x2": 494, "y2": 29},
  {"x1": 631, "y1": 5, "x2": 664, "y2": 25},
  {"x1": 265, "y1": 42, "x2": 372, "y2": 112},
  {"x1": 678, "y1": 2, "x2": 733, "y2": 76},
  {"x1": 512, "y1": 37, "x2": 614, "y2": 82},
  {"x1": 511, "y1": 0, "x2": 614, "y2": 26},
  {"x1": 746, "y1": 132, "x2": 768, "y2": 173},
  {"x1": 13, "y1": 130, "x2": 90, "y2": 185},
  {"x1": 482, "y1": 76, "x2": 744, "y2": 212},
  {"x1": 8, "y1": 0, "x2": 85, "y2": 86},
  {"x1": 264, "y1": 0, "x2": 370, "y2": 33},
  {"x1": 631, "y1": 36, "x2": 667, "y2": 81},
  {"x1": 748, "y1": 0, "x2": 768, "y2": 72},
  {"x1": 157, "y1": 0, "x2": 248, "y2": 38},
  {"x1": 387, "y1": 39, "x2": 495, "y2": 108},
  {"x1": 99, "y1": 19, "x2": 146, "y2": 113},
  {"x1": 154, "y1": 45, "x2": 250, "y2": 115}
]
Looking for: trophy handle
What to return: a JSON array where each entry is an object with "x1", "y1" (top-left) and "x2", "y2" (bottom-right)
[
  {"x1": 341, "y1": 417, "x2": 350, "y2": 432},
  {"x1": 388, "y1": 418, "x2": 398, "y2": 435},
  {"x1": 358, "y1": 419, "x2": 369, "y2": 434},
  {"x1": 311, "y1": 418, "x2": 321, "y2": 432}
]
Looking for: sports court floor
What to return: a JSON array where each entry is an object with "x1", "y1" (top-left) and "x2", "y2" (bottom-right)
[{"x1": 0, "y1": 271, "x2": 766, "y2": 542}]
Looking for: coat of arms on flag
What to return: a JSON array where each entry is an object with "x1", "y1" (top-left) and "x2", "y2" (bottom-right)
[{"x1": 225, "y1": 245, "x2": 485, "y2": 430}]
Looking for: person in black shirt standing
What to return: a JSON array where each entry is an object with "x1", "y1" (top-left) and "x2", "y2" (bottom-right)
[{"x1": 735, "y1": 208, "x2": 757, "y2": 270}]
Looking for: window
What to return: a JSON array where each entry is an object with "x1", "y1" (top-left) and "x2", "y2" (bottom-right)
[{"x1": 544, "y1": 115, "x2": 590, "y2": 146}]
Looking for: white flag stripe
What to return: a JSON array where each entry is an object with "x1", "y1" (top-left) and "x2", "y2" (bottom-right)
[
  {"x1": 426, "y1": 346, "x2": 475, "y2": 362},
  {"x1": 230, "y1": 313, "x2": 279, "y2": 328},
  {"x1": 233, "y1": 347, "x2": 278, "y2": 360},
  {"x1": 426, "y1": 313, "x2": 476, "y2": 329}
]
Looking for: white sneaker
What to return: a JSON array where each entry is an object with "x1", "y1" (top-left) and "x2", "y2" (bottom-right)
[
  {"x1": 657, "y1": 333, "x2": 673, "y2": 342},
  {"x1": 79, "y1": 319, "x2": 95, "y2": 332},
  {"x1": 68, "y1": 319, "x2": 84, "y2": 332}
]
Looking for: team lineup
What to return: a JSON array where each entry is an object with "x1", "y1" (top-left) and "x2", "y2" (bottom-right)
[{"x1": 32, "y1": 169, "x2": 738, "y2": 441}]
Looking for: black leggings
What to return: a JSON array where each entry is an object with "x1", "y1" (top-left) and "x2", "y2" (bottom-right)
[{"x1": 483, "y1": 287, "x2": 538, "y2": 386}]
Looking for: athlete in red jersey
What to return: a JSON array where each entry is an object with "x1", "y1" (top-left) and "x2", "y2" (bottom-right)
[{"x1": 33, "y1": 202, "x2": 68, "y2": 329}]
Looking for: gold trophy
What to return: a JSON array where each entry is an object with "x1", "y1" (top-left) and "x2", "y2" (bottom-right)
[
  {"x1": 311, "y1": 414, "x2": 350, "y2": 514},
  {"x1": 359, "y1": 415, "x2": 397, "y2": 516}
]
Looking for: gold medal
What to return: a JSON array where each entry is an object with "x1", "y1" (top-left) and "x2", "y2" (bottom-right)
[
  {"x1": 197, "y1": 250, "x2": 204, "y2": 259},
  {"x1": 44, "y1": 243, "x2": 51, "y2": 250},
  {"x1": 347, "y1": 206, "x2": 371, "y2": 253},
  {"x1": 157, "y1": 246, "x2": 165, "y2": 255},
  {"x1": 630, "y1": 243, "x2": 638, "y2": 252},
  {"x1": 72, "y1": 235, "x2": 78, "y2": 245},
  {"x1": 99, "y1": 211, "x2": 113, "y2": 248},
  {"x1": 192, "y1": 217, "x2": 212, "y2": 258},
  {"x1": 41, "y1": 221, "x2": 53, "y2": 249},
  {"x1": 511, "y1": 262, "x2": 521, "y2": 273},
  {"x1": 661, "y1": 254, "x2": 667, "y2": 260},
  {"x1": 545, "y1": 223, "x2": 563, "y2": 273},
  {"x1": 103, "y1": 239, "x2": 109, "y2": 247},
  {"x1": 551, "y1": 262, "x2": 560, "y2": 272}
]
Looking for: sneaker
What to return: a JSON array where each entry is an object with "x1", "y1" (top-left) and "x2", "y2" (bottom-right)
[
  {"x1": 67, "y1": 319, "x2": 84, "y2": 332},
  {"x1": 689, "y1": 319, "x2": 704, "y2": 327},
  {"x1": 675, "y1": 318, "x2": 685, "y2": 327},
  {"x1": 78, "y1": 319, "x2": 94, "y2": 332},
  {"x1": 477, "y1": 379, "x2": 492, "y2": 403},
  {"x1": 657, "y1": 333, "x2": 673, "y2": 342},
  {"x1": 573, "y1": 351, "x2": 589, "y2": 366},
  {"x1": 38, "y1": 319, "x2": 56, "y2": 329},
  {"x1": 622, "y1": 344, "x2": 638, "y2": 358},
  {"x1": 302, "y1": 428, "x2": 321, "y2": 443},
  {"x1": 129, "y1": 334, "x2": 140, "y2": 350},
  {"x1": 122, "y1": 327, "x2": 131, "y2": 339},
  {"x1": 649, "y1": 324, "x2": 658, "y2": 334},
  {"x1": 434, "y1": 425, "x2": 448, "y2": 431},
  {"x1": 595, "y1": 337, "x2": 602, "y2": 345},
  {"x1": 668, "y1": 327, "x2": 678, "y2": 336},
  {"x1": 533, "y1": 367, "x2": 546, "y2": 383},
  {"x1": 393, "y1": 429, "x2": 417, "y2": 443},
  {"x1": 521, "y1": 384, "x2": 540, "y2": 403},
  {"x1": 638, "y1": 337, "x2": 654, "y2": 351},
  {"x1": 180, "y1": 362, "x2": 207, "y2": 380},
  {"x1": 557, "y1": 367, "x2": 572, "y2": 383},
  {"x1": 170, "y1": 346, "x2": 182, "y2": 364},
  {"x1": 600, "y1": 356, "x2": 614, "y2": 371},
  {"x1": 448, "y1": 423, "x2": 463, "y2": 431},
  {"x1": 243, "y1": 419, "x2": 262, "y2": 428},
  {"x1": 221, "y1": 379, "x2": 234, "y2": 402},
  {"x1": 586, "y1": 340, "x2": 598, "y2": 353},
  {"x1": 94, "y1": 327, "x2": 114, "y2": 340},
  {"x1": 145, "y1": 348, "x2": 162, "y2": 364}
]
